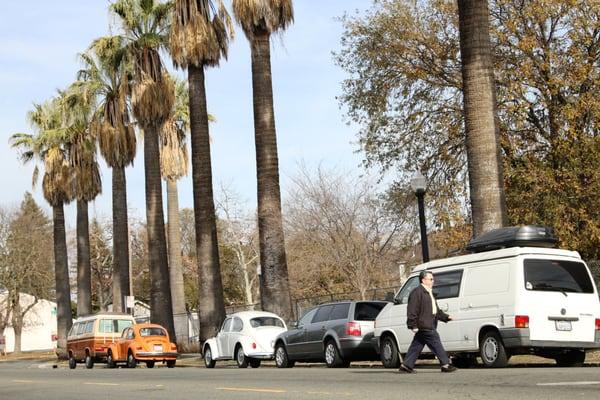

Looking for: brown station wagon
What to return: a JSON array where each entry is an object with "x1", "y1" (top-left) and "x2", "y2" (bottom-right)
[{"x1": 67, "y1": 312, "x2": 135, "y2": 369}]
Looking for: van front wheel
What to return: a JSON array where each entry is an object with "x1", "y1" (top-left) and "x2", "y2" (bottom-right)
[
  {"x1": 479, "y1": 331, "x2": 508, "y2": 368},
  {"x1": 380, "y1": 336, "x2": 400, "y2": 368}
]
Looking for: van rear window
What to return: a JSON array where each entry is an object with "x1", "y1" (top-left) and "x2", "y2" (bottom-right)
[{"x1": 524, "y1": 259, "x2": 594, "y2": 294}]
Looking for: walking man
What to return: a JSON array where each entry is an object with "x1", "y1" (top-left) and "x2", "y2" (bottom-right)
[{"x1": 399, "y1": 270, "x2": 457, "y2": 373}]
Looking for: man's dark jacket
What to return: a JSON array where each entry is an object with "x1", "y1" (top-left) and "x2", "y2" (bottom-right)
[{"x1": 406, "y1": 285, "x2": 450, "y2": 330}]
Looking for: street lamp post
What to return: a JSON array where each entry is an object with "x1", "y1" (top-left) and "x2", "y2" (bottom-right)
[{"x1": 411, "y1": 172, "x2": 429, "y2": 263}]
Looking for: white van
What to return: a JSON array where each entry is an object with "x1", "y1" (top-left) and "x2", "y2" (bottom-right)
[{"x1": 374, "y1": 226, "x2": 600, "y2": 368}]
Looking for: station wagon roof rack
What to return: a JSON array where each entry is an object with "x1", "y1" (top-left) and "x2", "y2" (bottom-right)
[{"x1": 466, "y1": 225, "x2": 557, "y2": 253}]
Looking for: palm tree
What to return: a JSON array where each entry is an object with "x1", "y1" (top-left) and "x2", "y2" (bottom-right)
[
  {"x1": 58, "y1": 85, "x2": 102, "y2": 316},
  {"x1": 456, "y1": 0, "x2": 508, "y2": 236},
  {"x1": 111, "y1": 0, "x2": 175, "y2": 338},
  {"x1": 169, "y1": 0, "x2": 233, "y2": 340},
  {"x1": 232, "y1": 0, "x2": 294, "y2": 321},
  {"x1": 160, "y1": 78, "x2": 190, "y2": 347},
  {"x1": 10, "y1": 100, "x2": 74, "y2": 357},
  {"x1": 78, "y1": 36, "x2": 135, "y2": 313}
]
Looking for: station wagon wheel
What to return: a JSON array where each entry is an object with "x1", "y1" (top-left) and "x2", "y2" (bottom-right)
[
  {"x1": 275, "y1": 344, "x2": 294, "y2": 368},
  {"x1": 479, "y1": 331, "x2": 508, "y2": 368},
  {"x1": 68, "y1": 354, "x2": 76, "y2": 370},
  {"x1": 380, "y1": 336, "x2": 400, "y2": 368},
  {"x1": 324, "y1": 340, "x2": 346, "y2": 368},
  {"x1": 106, "y1": 351, "x2": 116, "y2": 369},
  {"x1": 204, "y1": 346, "x2": 216, "y2": 368},
  {"x1": 166, "y1": 360, "x2": 176, "y2": 368},
  {"x1": 127, "y1": 351, "x2": 138, "y2": 369},
  {"x1": 85, "y1": 353, "x2": 94, "y2": 369},
  {"x1": 146, "y1": 361, "x2": 155, "y2": 368},
  {"x1": 235, "y1": 345, "x2": 249, "y2": 368},
  {"x1": 249, "y1": 359, "x2": 261, "y2": 368}
]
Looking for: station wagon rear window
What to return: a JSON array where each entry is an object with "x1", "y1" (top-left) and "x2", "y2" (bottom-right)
[
  {"x1": 354, "y1": 302, "x2": 386, "y2": 321},
  {"x1": 250, "y1": 317, "x2": 285, "y2": 328},
  {"x1": 524, "y1": 259, "x2": 594, "y2": 294}
]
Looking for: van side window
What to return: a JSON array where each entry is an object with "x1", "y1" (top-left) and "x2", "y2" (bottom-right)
[
  {"x1": 84, "y1": 320, "x2": 94, "y2": 334},
  {"x1": 395, "y1": 277, "x2": 419, "y2": 304},
  {"x1": 312, "y1": 305, "x2": 334, "y2": 323},
  {"x1": 76, "y1": 322, "x2": 85, "y2": 335},
  {"x1": 68, "y1": 323, "x2": 79, "y2": 337},
  {"x1": 116, "y1": 319, "x2": 133, "y2": 334},
  {"x1": 433, "y1": 270, "x2": 463, "y2": 299}
]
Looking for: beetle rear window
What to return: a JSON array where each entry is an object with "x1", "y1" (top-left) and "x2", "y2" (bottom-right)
[
  {"x1": 250, "y1": 317, "x2": 285, "y2": 328},
  {"x1": 140, "y1": 327, "x2": 167, "y2": 337},
  {"x1": 524, "y1": 259, "x2": 594, "y2": 294}
]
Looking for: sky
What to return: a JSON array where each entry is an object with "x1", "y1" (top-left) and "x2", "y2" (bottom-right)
[{"x1": 0, "y1": 0, "x2": 373, "y2": 228}]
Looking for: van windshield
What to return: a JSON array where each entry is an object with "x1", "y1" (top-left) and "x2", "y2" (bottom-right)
[{"x1": 524, "y1": 259, "x2": 594, "y2": 294}]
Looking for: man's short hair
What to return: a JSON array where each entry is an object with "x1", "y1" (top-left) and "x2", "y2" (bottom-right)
[{"x1": 419, "y1": 270, "x2": 433, "y2": 283}]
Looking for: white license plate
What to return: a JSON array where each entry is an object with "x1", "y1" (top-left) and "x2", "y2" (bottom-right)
[
  {"x1": 153, "y1": 345, "x2": 163, "y2": 352},
  {"x1": 555, "y1": 320, "x2": 572, "y2": 331}
]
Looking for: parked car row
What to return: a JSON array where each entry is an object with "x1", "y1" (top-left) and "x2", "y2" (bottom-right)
[{"x1": 67, "y1": 227, "x2": 600, "y2": 370}]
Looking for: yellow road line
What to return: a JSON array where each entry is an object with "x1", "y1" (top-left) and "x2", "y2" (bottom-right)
[
  {"x1": 84, "y1": 382, "x2": 120, "y2": 386},
  {"x1": 216, "y1": 387, "x2": 286, "y2": 394}
]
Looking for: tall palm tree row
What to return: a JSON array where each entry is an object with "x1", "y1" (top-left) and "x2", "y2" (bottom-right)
[
  {"x1": 169, "y1": 0, "x2": 233, "y2": 340},
  {"x1": 456, "y1": 0, "x2": 508, "y2": 236},
  {"x1": 160, "y1": 77, "x2": 190, "y2": 346},
  {"x1": 57, "y1": 85, "x2": 102, "y2": 316},
  {"x1": 232, "y1": 0, "x2": 294, "y2": 321},
  {"x1": 10, "y1": 100, "x2": 74, "y2": 356},
  {"x1": 78, "y1": 36, "x2": 136, "y2": 313},
  {"x1": 110, "y1": 0, "x2": 176, "y2": 338}
]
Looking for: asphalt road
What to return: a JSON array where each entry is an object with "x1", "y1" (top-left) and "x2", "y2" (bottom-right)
[{"x1": 1, "y1": 361, "x2": 599, "y2": 400}]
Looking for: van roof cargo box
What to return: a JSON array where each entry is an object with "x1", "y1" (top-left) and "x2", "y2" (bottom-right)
[{"x1": 466, "y1": 225, "x2": 557, "y2": 253}]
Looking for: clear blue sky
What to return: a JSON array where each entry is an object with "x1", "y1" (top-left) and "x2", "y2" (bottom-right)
[{"x1": 0, "y1": 0, "x2": 371, "y2": 227}]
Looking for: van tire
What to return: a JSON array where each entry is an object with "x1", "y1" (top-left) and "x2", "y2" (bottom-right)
[
  {"x1": 555, "y1": 350, "x2": 585, "y2": 367},
  {"x1": 479, "y1": 331, "x2": 508, "y2": 368},
  {"x1": 68, "y1": 354, "x2": 76, "y2": 369},
  {"x1": 85, "y1": 353, "x2": 94, "y2": 369},
  {"x1": 380, "y1": 336, "x2": 400, "y2": 368},
  {"x1": 249, "y1": 359, "x2": 261, "y2": 368}
]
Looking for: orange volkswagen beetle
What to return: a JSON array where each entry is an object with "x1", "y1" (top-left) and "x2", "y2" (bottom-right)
[{"x1": 106, "y1": 323, "x2": 178, "y2": 368}]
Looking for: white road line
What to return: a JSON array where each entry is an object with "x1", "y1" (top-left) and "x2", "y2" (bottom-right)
[
  {"x1": 12, "y1": 380, "x2": 35, "y2": 383},
  {"x1": 216, "y1": 387, "x2": 286, "y2": 393},
  {"x1": 84, "y1": 382, "x2": 120, "y2": 386},
  {"x1": 537, "y1": 381, "x2": 600, "y2": 386}
]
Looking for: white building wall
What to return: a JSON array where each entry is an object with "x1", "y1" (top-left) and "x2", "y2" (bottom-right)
[{"x1": 0, "y1": 293, "x2": 57, "y2": 353}]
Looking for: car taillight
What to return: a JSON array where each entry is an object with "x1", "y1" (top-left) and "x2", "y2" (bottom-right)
[
  {"x1": 346, "y1": 321, "x2": 362, "y2": 336},
  {"x1": 515, "y1": 315, "x2": 529, "y2": 328},
  {"x1": 595, "y1": 319, "x2": 600, "y2": 331},
  {"x1": 171, "y1": 343, "x2": 177, "y2": 350},
  {"x1": 252, "y1": 342, "x2": 257, "y2": 349},
  {"x1": 136, "y1": 346, "x2": 143, "y2": 350}
]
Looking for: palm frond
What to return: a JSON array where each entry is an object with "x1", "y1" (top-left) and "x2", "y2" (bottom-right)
[{"x1": 232, "y1": 0, "x2": 294, "y2": 39}]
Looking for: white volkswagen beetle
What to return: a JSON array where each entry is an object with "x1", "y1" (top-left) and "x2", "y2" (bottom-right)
[{"x1": 202, "y1": 311, "x2": 287, "y2": 368}]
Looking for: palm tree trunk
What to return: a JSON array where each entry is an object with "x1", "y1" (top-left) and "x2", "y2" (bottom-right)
[
  {"x1": 457, "y1": 0, "x2": 508, "y2": 237},
  {"x1": 250, "y1": 32, "x2": 293, "y2": 322},
  {"x1": 143, "y1": 123, "x2": 175, "y2": 339},
  {"x1": 166, "y1": 178, "x2": 188, "y2": 348},
  {"x1": 76, "y1": 200, "x2": 92, "y2": 316},
  {"x1": 188, "y1": 65, "x2": 226, "y2": 341},
  {"x1": 52, "y1": 203, "x2": 72, "y2": 358},
  {"x1": 112, "y1": 166, "x2": 130, "y2": 312}
]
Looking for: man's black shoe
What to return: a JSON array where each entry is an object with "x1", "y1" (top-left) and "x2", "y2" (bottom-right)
[
  {"x1": 441, "y1": 364, "x2": 457, "y2": 373},
  {"x1": 398, "y1": 364, "x2": 415, "y2": 373}
]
